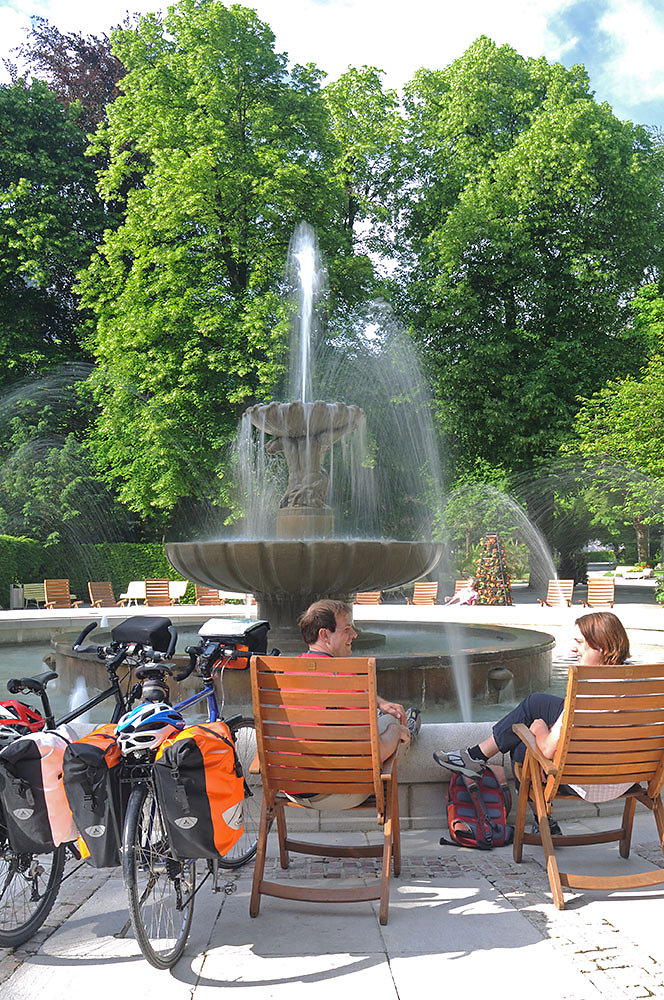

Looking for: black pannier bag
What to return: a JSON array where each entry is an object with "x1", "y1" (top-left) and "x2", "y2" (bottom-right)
[
  {"x1": 63, "y1": 725, "x2": 125, "y2": 868},
  {"x1": 111, "y1": 616, "x2": 173, "y2": 652}
]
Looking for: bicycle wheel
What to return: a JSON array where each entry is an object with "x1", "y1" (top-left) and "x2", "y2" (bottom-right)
[
  {"x1": 0, "y1": 811, "x2": 65, "y2": 948},
  {"x1": 123, "y1": 780, "x2": 195, "y2": 970},
  {"x1": 218, "y1": 717, "x2": 260, "y2": 869}
]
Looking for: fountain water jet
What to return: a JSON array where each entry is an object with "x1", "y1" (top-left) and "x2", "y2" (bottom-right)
[{"x1": 166, "y1": 223, "x2": 443, "y2": 639}]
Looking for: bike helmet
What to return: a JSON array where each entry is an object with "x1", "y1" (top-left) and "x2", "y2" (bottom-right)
[
  {"x1": 0, "y1": 700, "x2": 45, "y2": 732},
  {"x1": 116, "y1": 702, "x2": 186, "y2": 756},
  {"x1": 0, "y1": 721, "x2": 31, "y2": 750}
]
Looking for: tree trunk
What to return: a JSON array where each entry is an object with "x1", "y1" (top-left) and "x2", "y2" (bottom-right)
[{"x1": 634, "y1": 518, "x2": 649, "y2": 563}]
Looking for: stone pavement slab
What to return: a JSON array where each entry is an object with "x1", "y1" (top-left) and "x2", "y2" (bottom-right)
[{"x1": 4, "y1": 821, "x2": 664, "y2": 1000}]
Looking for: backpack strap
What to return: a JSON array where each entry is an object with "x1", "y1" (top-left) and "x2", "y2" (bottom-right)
[
  {"x1": 486, "y1": 763, "x2": 512, "y2": 814},
  {"x1": 462, "y1": 775, "x2": 494, "y2": 847}
]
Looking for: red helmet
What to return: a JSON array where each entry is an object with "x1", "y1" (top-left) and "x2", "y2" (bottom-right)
[{"x1": 0, "y1": 700, "x2": 45, "y2": 732}]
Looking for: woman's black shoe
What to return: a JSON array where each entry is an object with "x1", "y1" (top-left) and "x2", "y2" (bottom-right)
[{"x1": 531, "y1": 817, "x2": 562, "y2": 836}]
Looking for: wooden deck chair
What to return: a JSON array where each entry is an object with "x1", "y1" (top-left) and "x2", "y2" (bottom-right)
[
  {"x1": 582, "y1": 578, "x2": 615, "y2": 608},
  {"x1": 407, "y1": 581, "x2": 439, "y2": 605},
  {"x1": 195, "y1": 584, "x2": 223, "y2": 606},
  {"x1": 537, "y1": 579, "x2": 574, "y2": 607},
  {"x1": 512, "y1": 662, "x2": 664, "y2": 910},
  {"x1": 143, "y1": 579, "x2": 173, "y2": 607},
  {"x1": 355, "y1": 591, "x2": 381, "y2": 605},
  {"x1": 249, "y1": 654, "x2": 400, "y2": 925},
  {"x1": 43, "y1": 579, "x2": 82, "y2": 610},
  {"x1": 454, "y1": 580, "x2": 467, "y2": 594},
  {"x1": 88, "y1": 581, "x2": 124, "y2": 608},
  {"x1": 22, "y1": 583, "x2": 45, "y2": 608}
]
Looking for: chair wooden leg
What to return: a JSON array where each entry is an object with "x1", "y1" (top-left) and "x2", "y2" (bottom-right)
[
  {"x1": 379, "y1": 797, "x2": 393, "y2": 925},
  {"x1": 275, "y1": 801, "x2": 290, "y2": 869},
  {"x1": 653, "y1": 795, "x2": 664, "y2": 852},
  {"x1": 619, "y1": 797, "x2": 637, "y2": 858},
  {"x1": 390, "y1": 776, "x2": 401, "y2": 877},
  {"x1": 531, "y1": 767, "x2": 564, "y2": 909},
  {"x1": 250, "y1": 794, "x2": 273, "y2": 918},
  {"x1": 513, "y1": 758, "x2": 531, "y2": 863}
]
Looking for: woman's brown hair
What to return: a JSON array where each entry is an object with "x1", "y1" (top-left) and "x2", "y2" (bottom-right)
[{"x1": 575, "y1": 611, "x2": 630, "y2": 665}]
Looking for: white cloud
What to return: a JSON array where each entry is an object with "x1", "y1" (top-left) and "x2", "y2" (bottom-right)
[
  {"x1": 1, "y1": 0, "x2": 662, "y2": 125},
  {"x1": 249, "y1": 0, "x2": 572, "y2": 89},
  {"x1": 600, "y1": 1, "x2": 664, "y2": 102}
]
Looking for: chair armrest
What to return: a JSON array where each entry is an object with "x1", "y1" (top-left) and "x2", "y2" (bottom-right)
[
  {"x1": 381, "y1": 751, "x2": 398, "y2": 779},
  {"x1": 512, "y1": 723, "x2": 557, "y2": 776}
]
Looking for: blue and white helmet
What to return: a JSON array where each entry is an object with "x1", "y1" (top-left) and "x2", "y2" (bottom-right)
[{"x1": 116, "y1": 702, "x2": 186, "y2": 756}]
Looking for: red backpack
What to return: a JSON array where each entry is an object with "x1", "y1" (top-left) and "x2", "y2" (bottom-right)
[{"x1": 441, "y1": 765, "x2": 513, "y2": 850}]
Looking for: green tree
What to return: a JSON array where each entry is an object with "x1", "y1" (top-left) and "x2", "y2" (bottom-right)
[
  {"x1": 324, "y1": 66, "x2": 404, "y2": 262},
  {"x1": 559, "y1": 284, "x2": 664, "y2": 562},
  {"x1": 399, "y1": 37, "x2": 664, "y2": 479},
  {"x1": 79, "y1": 0, "x2": 355, "y2": 521},
  {"x1": 0, "y1": 79, "x2": 106, "y2": 386}
]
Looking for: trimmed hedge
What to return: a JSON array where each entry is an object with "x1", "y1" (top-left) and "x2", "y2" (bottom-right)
[
  {"x1": 0, "y1": 536, "x2": 193, "y2": 608},
  {"x1": 0, "y1": 536, "x2": 54, "y2": 608}
]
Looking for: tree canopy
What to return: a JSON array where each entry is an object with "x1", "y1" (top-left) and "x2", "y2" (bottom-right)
[
  {"x1": 79, "y1": 0, "x2": 356, "y2": 519},
  {"x1": 0, "y1": 78, "x2": 106, "y2": 387},
  {"x1": 398, "y1": 36, "x2": 664, "y2": 475}
]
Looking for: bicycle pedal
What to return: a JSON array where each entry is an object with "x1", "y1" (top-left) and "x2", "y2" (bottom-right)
[{"x1": 223, "y1": 881, "x2": 237, "y2": 895}]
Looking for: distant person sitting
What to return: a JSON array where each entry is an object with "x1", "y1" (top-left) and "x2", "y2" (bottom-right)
[{"x1": 444, "y1": 577, "x2": 479, "y2": 606}]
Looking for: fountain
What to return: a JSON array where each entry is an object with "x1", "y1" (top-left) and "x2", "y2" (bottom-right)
[
  {"x1": 166, "y1": 224, "x2": 443, "y2": 639},
  {"x1": 164, "y1": 223, "x2": 553, "y2": 709}
]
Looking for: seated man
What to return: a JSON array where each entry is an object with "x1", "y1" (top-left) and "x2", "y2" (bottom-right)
[{"x1": 298, "y1": 599, "x2": 418, "y2": 762}]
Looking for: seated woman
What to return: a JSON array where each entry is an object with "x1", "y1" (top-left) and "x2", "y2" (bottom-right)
[
  {"x1": 434, "y1": 611, "x2": 632, "y2": 829},
  {"x1": 445, "y1": 577, "x2": 479, "y2": 606}
]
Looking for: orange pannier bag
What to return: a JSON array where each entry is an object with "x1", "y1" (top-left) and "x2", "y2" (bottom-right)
[{"x1": 153, "y1": 721, "x2": 244, "y2": 859}]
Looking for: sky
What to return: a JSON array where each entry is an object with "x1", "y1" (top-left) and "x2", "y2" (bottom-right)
[{"x1": 1, "y1": 0, "x2": 664, "y2": 130}]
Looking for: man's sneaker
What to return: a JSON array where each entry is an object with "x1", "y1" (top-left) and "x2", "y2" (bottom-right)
[
  {"x1": 405, "y1": 707, "x2": 421, "y2": 742},
  {"x1": 433, "y1": 747, "x2": 486, "y2": 778}
]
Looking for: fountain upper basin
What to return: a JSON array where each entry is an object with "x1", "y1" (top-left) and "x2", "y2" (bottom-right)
[
  {"x1": 165, "y1": 538, "x2": 443, "y2": 630},
  {"x1": 166, "y1": 538, "x2": 441, "y2": 595}
]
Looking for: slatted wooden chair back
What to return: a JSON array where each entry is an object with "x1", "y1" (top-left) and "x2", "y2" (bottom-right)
[
  {"x1": 249, "y1": 654, "x2": 400, "y2": 924},
  {"x1": 453, "y1": 580, "x2": 467, "y2": 594},
  {"x1": 194, "y1": 584, "x2": 222, "y2": 606},
  {"x1": 355, "y1": 591, "x2": 381, "y2": 605},
  {"x1": 583, "y1": 578, "x2": 615, "y2": 608},
  {"x1": 22, "y1": 583, "x2": 45, "y2": 607},
  {"x1": 44, "y1": 579, "x2": 80, "y2": 609},
  {"x1": 88, "y1": 581, "x2": 118, "y2": 608},
  {"x1": 538, "y1": 579, "x2": 574, "y2": 607},
  {"x1": 512, "y1": 662, "x2": 664, "y2": 909},
  {"x1": 412, "y1": 581, "x2": 439, "y2": 604},
  {"x1": 144, "y1": 579, "x2": 172, "y2": 607}
]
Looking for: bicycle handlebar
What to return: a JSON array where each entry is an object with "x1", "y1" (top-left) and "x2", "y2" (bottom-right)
[
  {"x1": 173, "y1": 648, "x2": 198, "y2": 683},
  {"x1": 73, "y1": 621, "x2": 97, "y2": 650}
]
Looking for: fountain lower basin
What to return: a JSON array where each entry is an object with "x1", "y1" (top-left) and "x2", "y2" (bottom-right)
[{"x1": 53, "y1": 621, "x2": 553, "y2": 718}]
